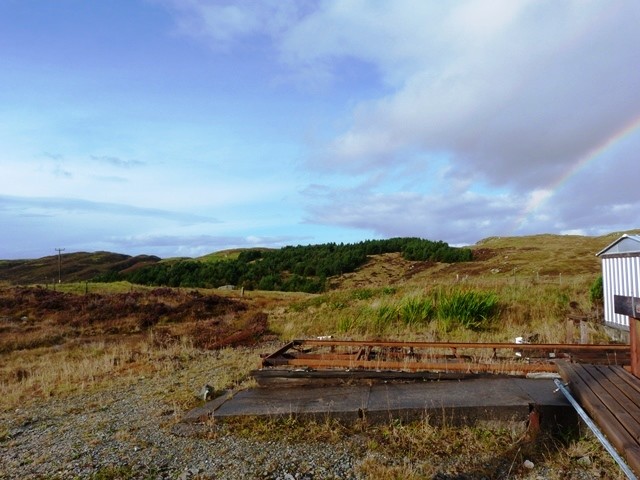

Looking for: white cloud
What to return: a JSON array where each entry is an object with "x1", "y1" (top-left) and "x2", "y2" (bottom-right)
[
  {"x1": 0, "y1": 195, "x2": 217, "y2": 224},
  {"x1": 107, "y1": 233, "x2": 305, "y2": 258},
  {"x1": 164, "y1": 0, "x2": 302, "y2": 49},
  {"x1": 168, "y1": 1, "x2": 640, "y2": 185},
  {"x1": 163, "y1": 0, "x2": 640, "y2": 245},
  {"x1": 3, "y1": 1, "x2": 639, "y2": 259},
  {"x1": 90, "y1": 155, "x2": 145, "y2": 168},
  {"x1": 304, "y1": 185, "x2": 523, "y2": 245},
  {"x1": 315, "y1": 2, "x2": 640, "y2": 185}
]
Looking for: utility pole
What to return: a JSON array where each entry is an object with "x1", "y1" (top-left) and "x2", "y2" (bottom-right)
[{"x1": 55, "y1": 248, "x2": 65, "y2": 283}]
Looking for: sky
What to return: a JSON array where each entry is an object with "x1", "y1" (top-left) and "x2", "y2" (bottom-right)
[{"x1": 1, "y1": 0, "x2": 639, "y2": 260}]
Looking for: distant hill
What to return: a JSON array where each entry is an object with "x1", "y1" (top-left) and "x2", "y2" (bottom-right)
[
  {"x1": 329, "y1": 232, "x2": 633, "y2": 290},
  {"x1": 196, "y1": 247, "x2": 275, "y2": 262},
  {"x1": 0, "y1": 251, "x2": 160, "y2": 285},
  {"x1": 1, "y1": 231, "x2": 638, "y2": 287}
]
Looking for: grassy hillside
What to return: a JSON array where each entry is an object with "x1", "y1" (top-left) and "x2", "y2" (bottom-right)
[
  {"x1": 1, "y1": 230, "x2": 637, "y2": 288},
  {"x1": 196, "y1": 247, "x2": 275, "y2": 262},
  {"x1": 264, "y1": 232, "x2": 640, "y2": 342},
  {"x1": 0, "y1": 251, "x2": 160, "y2": 285},
  {"x1": 330, "y1": 232, "x2": 636, "y2": 290}
]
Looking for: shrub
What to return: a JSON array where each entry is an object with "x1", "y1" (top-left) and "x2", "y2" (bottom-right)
[
  {"x1": 399, "y1": 297, "x2": 434, "y2": 326},
  {"x1": 589, "y1": 275, "x2": 603, "y2": 305},
  {"x1": 373, "y1": 304, "x2": 398, "y2": 334},
  {"x1": 435, "y1": 289, "x2": 499, "y2": 331}
]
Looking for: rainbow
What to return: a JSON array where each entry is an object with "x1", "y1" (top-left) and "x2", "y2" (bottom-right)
[{"x1": 514, "y1": 113, "x2": 640, "y2": 232}]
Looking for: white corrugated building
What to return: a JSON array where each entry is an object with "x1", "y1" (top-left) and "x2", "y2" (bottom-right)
[{"x1": 596, "y1": 234, "x2": 640, "y2": 330}]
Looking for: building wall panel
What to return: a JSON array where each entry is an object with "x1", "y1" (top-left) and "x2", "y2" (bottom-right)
[{"x1": 602, "y1": 255, "x2": 640, "y2": 329}]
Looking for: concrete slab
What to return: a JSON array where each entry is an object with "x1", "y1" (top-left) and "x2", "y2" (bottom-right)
[
  {"x1": 183, "y1": 378, "x2": 574, "y2": 428},
  {"x1": 513, "y1": 378, "x2": 567, "y2": 406},
  {"x1": 512, "y1": 378, "x2": 579, "y2": 430},
  {"x1": 214, "y1": 385, "x2": 371, "y2": 421},
  {"x1": 365, "y1": 379, "x2": 533, "y2": 424}
]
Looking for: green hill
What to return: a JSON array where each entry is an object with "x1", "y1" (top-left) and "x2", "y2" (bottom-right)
[{"x1": 1, "y1": 231, "x2": 638, "y2": 288}]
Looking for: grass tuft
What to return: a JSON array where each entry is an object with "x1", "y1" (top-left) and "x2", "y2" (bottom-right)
[{"x1": 435, "y1": 288, "x2": 499, "y2": 331}]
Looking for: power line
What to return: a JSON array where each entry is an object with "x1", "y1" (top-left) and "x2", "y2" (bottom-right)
[{"x1": 55, "y1": 248, "x2": 65, "y2": 283}]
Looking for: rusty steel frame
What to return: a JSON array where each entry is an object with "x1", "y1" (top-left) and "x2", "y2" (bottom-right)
[{"x1": 261, "y1": 339, "x2": 629, "y2": 375}]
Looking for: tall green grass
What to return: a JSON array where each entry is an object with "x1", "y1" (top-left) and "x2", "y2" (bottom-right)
[
  {"x1": 332, "y1": 288, "x2": 497, "y2": 336},
  {"x1": 275, "y1": 275, "x2": 601, "y2": 343},
  {"x1": 435, "y1": 288, "x2": 499, "y2": 331},
  {"x1": 399, "y1": 297, "x2": 434, "y2": 326}
]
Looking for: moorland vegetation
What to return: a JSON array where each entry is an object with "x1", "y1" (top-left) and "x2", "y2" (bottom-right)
[
  {"x1": 1, "y1": 231, "x2": 637, "y2": 478},
  {"x1": 0, "y1": 232, "x2": 625, "y2": 406}
]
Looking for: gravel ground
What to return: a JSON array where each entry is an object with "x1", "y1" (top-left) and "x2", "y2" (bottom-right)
[
  {"x1": 0, "y1": 355, "x2": 622, "y2": 480},
  {"x1": 0, "y1": 369, "x2": 371, "y2": 480}
]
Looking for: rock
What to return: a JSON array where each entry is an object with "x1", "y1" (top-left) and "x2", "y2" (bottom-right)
[
  {"x1": 577, "y1": 455, "x2": 591, "y2": 467},
  {"x1": 523, "y1": 459, "x2": 535, "y2": 469},
  {"x1": 178, "y1": 467, "x2": 200, "y2": 480}
]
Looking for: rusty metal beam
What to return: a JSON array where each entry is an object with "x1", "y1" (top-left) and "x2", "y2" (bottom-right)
[
  {"x1": 298, "y1": 339, "x2": 629, "y2": 352},
  {"x1": 260, "y1": 339, "x2": 630, "y2": 375},
  {"x1": 274, "y1": 357, "x2": 558, "y2": 373},
  {"x1": 261, "y1": 340, "x2": 298, "y2": 363}
]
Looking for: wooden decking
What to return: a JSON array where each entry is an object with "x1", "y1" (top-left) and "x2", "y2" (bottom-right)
[{"x1": 557, "y1": 361, "x2": 640, "y2": 476}]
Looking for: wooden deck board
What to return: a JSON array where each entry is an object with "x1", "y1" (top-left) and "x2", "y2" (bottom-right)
[
  {"x1": 557, "y1": 361, "x2": 640, "y2": 476},
  {"x1": 585, "y1": 366, "x2": 640, "y2": 441},
  {"x1": 605, "y1": 365, "x2": 640, "y2": 399}
]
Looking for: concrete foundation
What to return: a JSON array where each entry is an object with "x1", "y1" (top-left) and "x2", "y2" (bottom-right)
[{"x1": 183, "y1": 378, "x2": 575, "y2": 431}]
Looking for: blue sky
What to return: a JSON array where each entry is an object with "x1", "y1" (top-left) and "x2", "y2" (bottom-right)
[{"x1": 1, "y1": 1, "x2": 639, "y2": 259}]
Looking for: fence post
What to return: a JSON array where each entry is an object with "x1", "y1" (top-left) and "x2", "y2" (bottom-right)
[
  {"x1": 614, "y1": 295, "x2": 640, "y2": 378},
  {"x1": 631, "y1": 316, "x2": 640, "y2": 378},
  {"x1": 580, "y1": 320, "x2": 589, "y2": 345}
]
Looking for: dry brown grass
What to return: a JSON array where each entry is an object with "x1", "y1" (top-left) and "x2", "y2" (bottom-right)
[
  {"x1": 0, "y1": 236, "x2": 614, "y2": 413},
  {"x1": 0, "y1": 233, "x2": 633, "y2": 479},
  {"x1": 267, "y1": 232, "x2": 618, "y2": 343},
  {"x1": 326, "y1": 232, "x2": 629, "y2": 292},
  {"x1": 0, "y1": 286, "x2": 272, "y2": 412},
  {"x1": 0, "y1": 333, "x2": 262, "y2": 412},
  {"x1": 218, "y1": 412, "x2": 626, "y2": 479}
]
